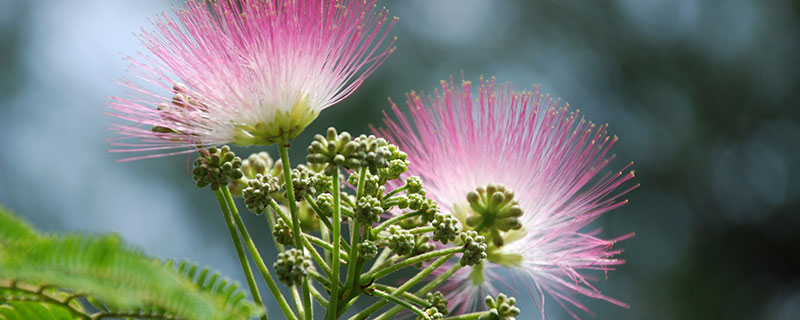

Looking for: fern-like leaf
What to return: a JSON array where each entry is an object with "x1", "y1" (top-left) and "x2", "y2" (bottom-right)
[
  {"x1": 0, "y1": 207, "x2": 261, "y2": 320},
  {"x1": 0, "y1": 301, "x2": 74, "y2": 320}
]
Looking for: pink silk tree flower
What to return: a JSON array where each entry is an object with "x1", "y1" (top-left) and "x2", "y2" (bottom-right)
[
  {"x1": 108, "y1": 0, "x2": 397, "y2": 161},
  {"x1": 376, "y1": 76, "x2": 638, "y2": 319}
]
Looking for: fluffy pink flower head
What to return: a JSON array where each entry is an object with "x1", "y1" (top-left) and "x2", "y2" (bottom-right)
[
  {"x1": 376, "y1": 76, "x2": 638, "y2": 318},
  {"x1": 109, "y1": 0, "x2": 397, "y2": 161}
]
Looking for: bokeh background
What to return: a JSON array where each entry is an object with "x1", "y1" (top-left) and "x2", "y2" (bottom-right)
[{"x1": 2, "y1": 0, "x2": 799, "y2": 319}]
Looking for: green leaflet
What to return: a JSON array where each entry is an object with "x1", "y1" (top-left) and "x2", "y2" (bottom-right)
[
  {"x1": 0, "y1": 301, "x2": 74, "y2": 320},
  {"x1": 0, "y1": 206, "x2": 262, "y2": 320}
]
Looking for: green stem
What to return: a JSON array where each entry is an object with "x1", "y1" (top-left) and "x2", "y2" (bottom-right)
[
  {"x1": 278, "y1": 143, "x2": 312, "y2": 320},
  {"x1": 408, "y1": 226, "x2": 435, "y2": 235},
  {"x1": 367, "y1": 248, "x2": 391, "y2": 273},
  {"x1": 375, "y1": 263, "x2": 464, "y2": 320},
  {"x1": 384, "y1": 185, "x2": 407, "y2": 199},
  {"x1": 309, "y1": 284, "x2": 329, "y2": 308},
  {"x1": 291, "y1": 285, "x2": 306, "y2": 320},
  {"x1": 442, "y1": 312, "x2": 490, "y2": 320},
  {"x1": 327, "y1": 166, "x2": 342, "y2": 320},
  {"x1": 339, "y1": 167, "x2": 368, "y2": 313},
  {"x1": 350, "y1": 254, "x2": 455, "y2": 320},
  {"x1": 308, "y1": 269, "x2": 330, "y2": 288},
  {"x1": 361, "y1": 247, "x2": 463, "y2": 285},
  {"x1": 303, "y1": 194, "x2": 335, "y2": 231},
  {"x1": 370, "y1": 288, "x2": 430, "y2": 320},
  {"x1": 213, "y1": 190, "x2": 269, "y2": 320},
  {"x1": 372, "y1": 284, "x2": 430, "y2": 307},
  {"x1": 342, "y1": 219, "x2": 361, "y2": 297},
  {"x1": 372, "y1": 210, "x2": 424, "y2": 236},
  {"x1": 220, "y1": 187, "x2": 296, "y2": 320},
  {"x1": 305, "y1": 234, "x2": 350, "y2": 261}
]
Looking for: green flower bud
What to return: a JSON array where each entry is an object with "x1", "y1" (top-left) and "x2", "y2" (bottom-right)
[
  {"x1": 406, "y1": 176, "x2": 424, "y2": 194},
  {"x1": 355, "y1": 195, "x2": 383, "y2": 225},
  {"x1": 358, "y1": 240, "x2": 378, "y2": 260},
  {"x1": 464, "y1": 184, "x2": 525, "y2": 247},
  {"x1": 192, "y1": 145, "x2": 243, "y2": 191},
  {"x1": 242, "y1": 174, "x2": 280, "y2": 214},
  {"x1": 383, "y1": 159, "x2": 409, "y2": 181},
  {"x1": 274, "y1": 249, "x2": 310, "y2": 287},
  {"x1": 272, "y1": 217, "x2": 294, "y2": 246},
  {"x1": 459, "y1": 231, "x2": 488, "y2": 266},
  {"x1": 417, "y1": 307, "x2": 443, "y2": 320},
  {"x1": 425, "y1": 292, "x2": 449, "y2": 316},
  {"x1": 479, "y1": 293, "x2": 520, "y2": 320},
  {"x1": 432, "y1": 213, "x2": 459, "y2": 245},
  {"x1": 315, "y1": 193, "x2": 334, "y2": 217},
  {"x1": 288, "y1": 167, "x2": 331, "y2": 201},
  {"x1": 306, "y1": 127, "x2": 366, "y2": 175},
  {"x1": 384, "y1": 225, "x2": 415, "y2": 256}
]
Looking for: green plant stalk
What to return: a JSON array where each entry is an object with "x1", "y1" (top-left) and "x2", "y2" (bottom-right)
[
  {"x1": 441, "y1": 312, "x2": 490, "y2": 320},
  {"x1": 384, "y1": 185, "x2": 407, "y2": 199},
  {"x1": 278, "y1": 143, "x2": 313, "y2": 320},
  {"x1": 370, "y1": 288, "x2": 430, "y2": 320},
  {"x1": 309, "y1": 284, "x2": 329, "y2": 308},
  {"x1": 374, "y1": 263, "x2": 464, "y2": 320},
  {"x1": 220, "y1": 187, "x2": 296, "y2": 320},
  {"x1": 361, "y1": 247, "x2": 463, "y2": 285},
  {"x1": 326, "y1": 165, "x2": 342, "y2": 320},
  {"x1": 368, "y1": 248, "x2": 392, "y2": 273},
  {"x1": 214, "y1": 190, "x2": 269, "y2": 320},
  {"x1": 291, "y1": 285, "x2": 306, "y2": 320},
  {"x1": 372, "y1": 210, "x2": 423, "y2": 236},
  {"x1": 372, "y1": 284, "x2": 429, "y2": 307},
  {"x1": 408, "y1": 226, "x2": 435, "y2": 235},
  {"x1": 303, "y1": 194, "x2": 335, "y2": 231},
  {"x1": 350, "y1": 254, "x2": 455, "y2": 320}
]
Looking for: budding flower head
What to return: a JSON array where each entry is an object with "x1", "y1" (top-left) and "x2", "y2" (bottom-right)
[
  {"x1": 242, "y1": 174, "x2": 280, "y2": 214},
  {"x1": 274, "y1": 249, "x2": 310, "y2": 287},
  {"x1": 465, "y1": 184, "x2": 523, "y2": 247},
  {"x1": 272, "y1": 217, "x2": 294, "y2": 247},
  {"x1": 191, "y1": 146, "x2": 243, "y2": 190},
  {"x1": 378, "y1": 76, "x2": 637, "y2": 316},
  {"x1": 480, "y1": 293, "x2": 520, "y2": 320},
  {"x1": 230, "y1": 151, "x2": 275, "y2": 196},
  {"x1": 109, "y1": 0, "x2": 397, "y2": 161},
  {"x1": 459, "y1": 231, "x2": 488, "y2": 267}
]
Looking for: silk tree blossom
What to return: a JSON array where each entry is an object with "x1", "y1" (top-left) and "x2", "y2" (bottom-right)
[
  {"x1": 108, "y1": 0, "x2": 397, "y2": 161},
  {"x1": 376, "y1": 77, "x2": 638, "y2": 318}
]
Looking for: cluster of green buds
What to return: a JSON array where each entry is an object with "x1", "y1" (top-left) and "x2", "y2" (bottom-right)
[
  {"x1": 241, "y1": 174, "x2": 280, "y2": 214},
  {"x1": 272, "y1": 217, "x2": 293, "y2": 246},
  {"x1": 191, "y1": 146, "x2": 243, "y2": 190},
  {"x1": 459, "y1": 231, "x2": 488, "y2": 266},
  {"x1": 479, "y1": 294, "x2": 521, "y2": 320},
  {"x1": 418, "y1": 307, "x2": 444, "y2": 320},
  {"x1": 425, "y1": 292, "x2": 449, "y2": 316},
  {"x1": 306, "y1": 128, "x2": 409, "y2": 177},
  {"x1": 382, "y1": 225, "x2": 415, "y2": 256},
  {"x1": 466, "y1": 184, "x2": 524, "y2": 247},
  {"x1": 189, "y1": 126, "x2": 511, "y2": 320},
  {"x1": 288, "y1": 165, "x2": 332, "y2": 201},
  {"x1": 274, "y1": 248, "x2": 310, "y2": 287}
]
